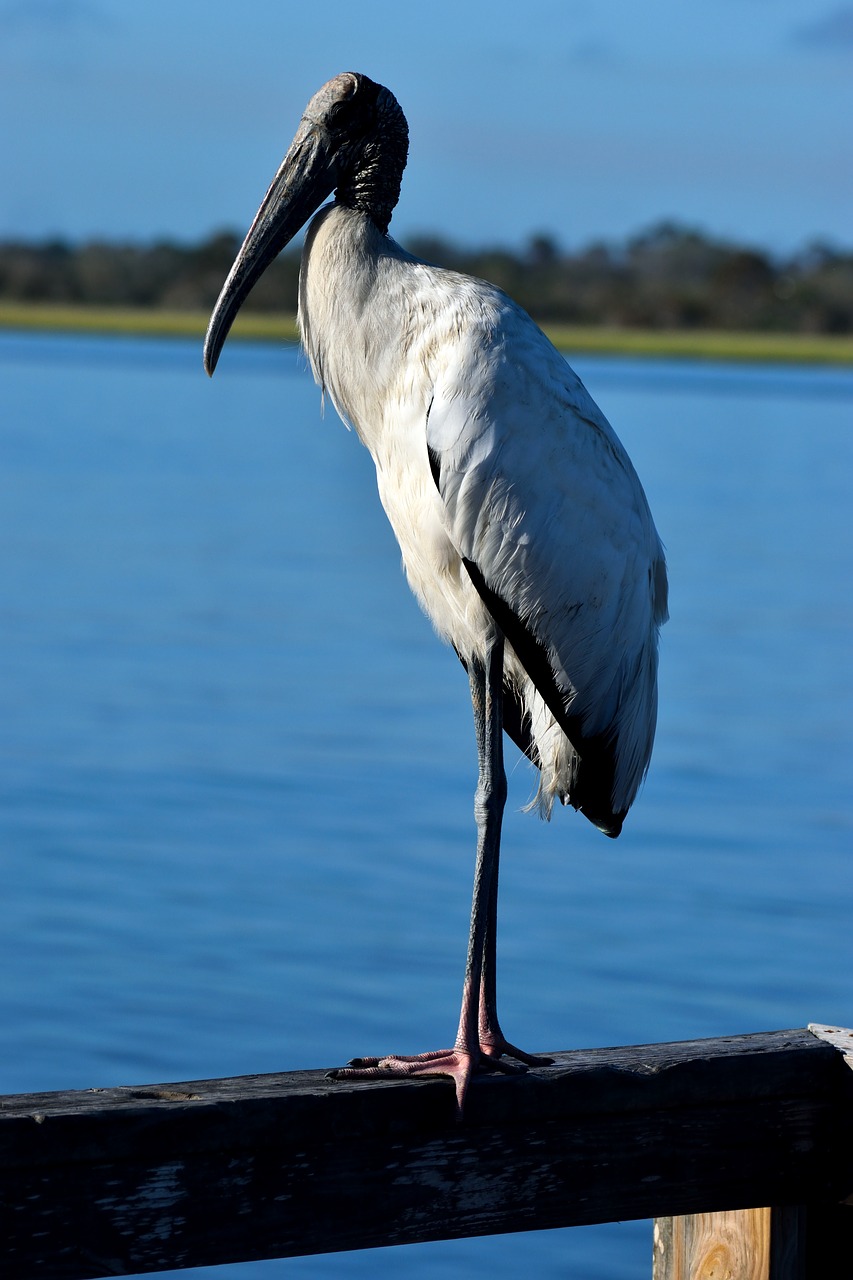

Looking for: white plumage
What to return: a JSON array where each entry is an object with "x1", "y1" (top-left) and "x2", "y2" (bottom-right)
[
  {"x1": 300, "y1": 203, "x2": 667, "y2": 821},
  {"x1": 205, "y1": 73, "x2": 667, "y2": 1113}
]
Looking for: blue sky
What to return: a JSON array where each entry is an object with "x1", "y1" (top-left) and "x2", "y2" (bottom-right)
[{"x1": 1, "y1": 0, "x2": 850, "y2": 253}]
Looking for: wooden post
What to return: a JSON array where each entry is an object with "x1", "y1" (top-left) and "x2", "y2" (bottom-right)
[
  {"x1": 653, "y1": 1209, "x2": 772, "y2": 1279},
  {"x1": 654, "y1": 1204, "x2": 853, "y2": 1279},
  {"x1": 1, "y1": 1027, "x2": 851, "y2": 1280},
  {"x1": 653, "y1": 1027, "x2": 853, "y2": 1280}
]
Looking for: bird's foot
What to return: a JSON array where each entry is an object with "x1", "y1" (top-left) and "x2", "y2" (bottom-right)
[
  {"x1": 478, "y1": 1029, "x2": 554, "y2": 1069},
  {"x1": 327, "y1": 1039, "x2": 550, "y2": 1117}
]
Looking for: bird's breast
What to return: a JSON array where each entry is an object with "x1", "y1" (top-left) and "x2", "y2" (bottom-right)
[
  {"x1": 369, "y1": 408, "x2": 489, "y2": 654},
  {"x1": 298, "y1": 207, "x2": 494, "y2": 658}
]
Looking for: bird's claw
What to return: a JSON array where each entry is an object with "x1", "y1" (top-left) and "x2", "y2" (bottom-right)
[
  {"x1": 327, "y1": 1041, "x2": 552, "y2": 1088},
  {"x1": 481, "y1": 1040, "x2": 555, "y2": 1069}
]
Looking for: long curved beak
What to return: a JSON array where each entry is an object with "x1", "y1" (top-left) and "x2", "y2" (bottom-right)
[{"x1": 204, "y1": 119, "x2": 337, "y2": 376}]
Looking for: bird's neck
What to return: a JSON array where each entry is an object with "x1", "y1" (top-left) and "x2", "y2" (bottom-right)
[
  {"x1": 298, "y1": 206, "x2": 424, "y2": 450},
  {"x1": 335, "y1": 90, "x2": 408, "y2": 234}
]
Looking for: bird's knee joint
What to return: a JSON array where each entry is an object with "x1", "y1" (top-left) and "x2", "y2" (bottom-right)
[{"x1": 474, "y1": 778, "x2": 507, "y2": 822}]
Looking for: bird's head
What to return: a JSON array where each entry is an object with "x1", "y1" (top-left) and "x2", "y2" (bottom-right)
[{"x1": 203, "y1": 72, "x2": 408, "y2": 376}]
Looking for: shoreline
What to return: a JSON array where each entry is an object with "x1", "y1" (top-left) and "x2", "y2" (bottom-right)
[{"x1": 1, "y1": 302, "x2": 852, "y2": 366}]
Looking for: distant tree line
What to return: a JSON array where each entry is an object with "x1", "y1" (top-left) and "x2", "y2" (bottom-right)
[{"x1": 1, "y1": 221, "x2": 851, "y2": 333}]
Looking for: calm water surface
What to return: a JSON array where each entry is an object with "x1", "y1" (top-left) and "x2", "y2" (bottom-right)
[{"x1": 1, "y1": 332, "x2": 851, "y2": 1278}]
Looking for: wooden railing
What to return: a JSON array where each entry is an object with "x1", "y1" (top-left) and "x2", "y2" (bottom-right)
[{"x1": 2, "y1": 1025, "x2": 851, "y2": 1279}]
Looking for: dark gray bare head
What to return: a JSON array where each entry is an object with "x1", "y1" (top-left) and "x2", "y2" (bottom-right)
[{"x1": 203, "y1": 73, "x2": 408, "y2": 375}]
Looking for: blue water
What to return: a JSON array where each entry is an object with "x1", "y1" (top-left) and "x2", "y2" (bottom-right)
[{"x1": 1, "y1": 331, "x2": 851, "y2": 1279}]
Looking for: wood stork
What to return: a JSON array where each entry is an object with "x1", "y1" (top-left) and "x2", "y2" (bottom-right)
[{"x1": 204, "y1": 72, "x2": 668, "y2": 1115}]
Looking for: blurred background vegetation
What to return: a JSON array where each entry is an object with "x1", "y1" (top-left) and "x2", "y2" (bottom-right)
[{"x1": 1, "y1": 221, "x2": 851, "y2": 333}]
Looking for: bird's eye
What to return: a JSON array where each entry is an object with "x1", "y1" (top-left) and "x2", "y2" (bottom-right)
[
  {"x1": 322, "y1": 79, "x2": 356, "y2": 126},
  {"x1": 328, "y1": 95, "x2": 357, "y2": 130}
]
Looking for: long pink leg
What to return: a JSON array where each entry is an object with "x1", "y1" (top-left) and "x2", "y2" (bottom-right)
[
  {"x1": 330, "y1": 628, "x2": 550, "y2": 1116},
  {"x1": 476, "y1": 734, "x2": 553, "y2": 1073}
]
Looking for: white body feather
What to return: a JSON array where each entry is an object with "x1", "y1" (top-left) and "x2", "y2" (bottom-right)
[{"x1": 299, "y1": 204, "x2": 667, "y2": 822}]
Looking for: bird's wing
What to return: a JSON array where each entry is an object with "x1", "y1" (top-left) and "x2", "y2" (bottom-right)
[{"x1": 425, "y1": 301, "x2": 667, "y2": 817}]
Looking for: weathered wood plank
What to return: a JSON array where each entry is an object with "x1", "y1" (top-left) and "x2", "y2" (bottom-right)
[
  {"x1": 1, "y1": 1029, "x2": 851, "y2": 1279},
  {"x1": 808, "y1": 1024, "x2": 853, "y2": 1073}
]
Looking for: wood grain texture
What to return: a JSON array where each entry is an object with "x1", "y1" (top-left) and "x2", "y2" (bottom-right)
[
  {"x1": 654, "y1": 1203, "x2": 853, "y2": 1280},
  {"x1": 1, "y1": 1029, "x2": 851, "y2": 1279},
  {"x1": 654, "y1": 1209, "x2": 771, "y2": 1279}
]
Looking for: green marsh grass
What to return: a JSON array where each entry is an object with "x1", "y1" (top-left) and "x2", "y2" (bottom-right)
[{"x1": 1, "y1": 303, "x2": 851, "y2": 365}]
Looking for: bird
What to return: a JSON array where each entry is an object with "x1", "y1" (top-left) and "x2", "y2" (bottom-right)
[{"x1": 204, "y1": 72, "x2": 668, "y2": 1116}]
